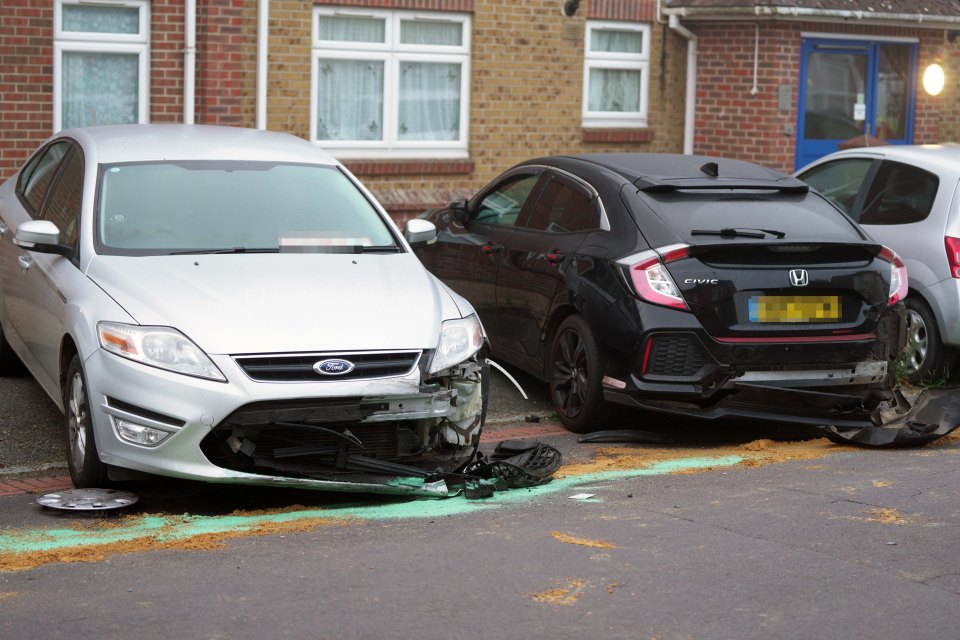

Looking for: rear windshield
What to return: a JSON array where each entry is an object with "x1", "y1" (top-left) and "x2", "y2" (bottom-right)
[
  {"x1": 96, "y1": 161, "x2": 397, "y2": 255},
  {"x1": 636, "y1": 190, "x2": 863, "y2": 242}
]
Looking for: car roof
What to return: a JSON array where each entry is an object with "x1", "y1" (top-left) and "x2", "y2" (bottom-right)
[
  {"x1": 555, "y1": 153, "x2": 790, "y2": 183},
  {"x1": 57, "y1": 124, "x2": 339, "y2": 166},
  {"x1": 805, "y1": 143, "x2": 960, "y2": 174}
]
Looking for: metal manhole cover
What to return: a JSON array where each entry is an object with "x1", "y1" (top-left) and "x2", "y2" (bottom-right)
[{"x1": 36, "y1": 488, "x2": 138, "y2": 512}]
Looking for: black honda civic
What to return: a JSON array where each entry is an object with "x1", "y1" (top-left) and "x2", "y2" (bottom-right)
[{"x1": 416, "y1": 154, "x2": 907, "y2": 433}]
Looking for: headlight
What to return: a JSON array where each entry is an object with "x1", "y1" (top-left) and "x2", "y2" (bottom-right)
[
  {"x1": 429, "y1": 315, "x2": 484, "y2": 374},
  {"x1": 97, "y1": 322, "x2": 226, "y2": 382}
]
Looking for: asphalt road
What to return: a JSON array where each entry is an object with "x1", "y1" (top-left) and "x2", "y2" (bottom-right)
[{"x1": 3, "y1": 363, "x2": 960, "y2": 639}]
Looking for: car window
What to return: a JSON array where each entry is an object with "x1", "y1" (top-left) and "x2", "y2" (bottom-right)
[
  {"x1": 472, "y1": 174, "x2": 540, "y2": 227},
  {"x1": 858, "y1": 160, "x2": 939, "y2": 226},
  {"x1": 20, "y1": 142, "x2": 70, "y2": 215},
  {"x1": 42, "y1": 149, "x2": 83, "y2": 247},
  {"x1": 797, "y1": 158, "x2": 873, "y2": 216},
  {"x1": 97, "y1": 161, "x2": 398, "y2": 254},
  {"x1": 523, "y1": 175, "x2": 598, "y2": 233}
]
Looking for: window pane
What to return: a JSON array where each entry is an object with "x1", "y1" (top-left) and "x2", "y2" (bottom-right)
[
  {"x1": 398, "y1": 62, "x2": 460, "y2": 141},
  {"x1": 474, "y1": 175, "x2": 540, "y2": 226},
  {"x1": 62, "y1": 5, "x2": 139, "y2": 35},
  {"x1": 98, "y1": 162, "x2": 396, "y2": 252},
  {"x1": 591, "y1": 29, "x2": 643, "y2": 54},
  {"x1": 526, "y1": 178, "x2": 596, "y2": 232},
  {"x1": 804, "y1": 52, "x2": 867, "y2": 140},
  {"x1": 22, "y1": 143, "x2": 70, "y2": 214},
  {"x1": 877, "y1": 44, "x2": 911, "y2": 141},
  {"x1": 44, "y1": 151, "x2": 83, "y2": 246},
  {"x1": 588, "y1": 68, "x2": 641, "y2": 112},
  {"x1": 62, "y1": 51, "x2": 139, "y2": 128},
  {"x1": 316, "y1": 59, "x2": 384, "y2": 141},
  {"x1": 317, "y1": 16, "x2": 385, "y2": 43},
  {"x1": 859, "y1": 161, "x2": 938, "y2": 225},
  {"x1": 400, "y1": 20, "x2": 462, "y2": 46},
  {"x1": 798, "y1": 159, "x2": 872, "y2": 215}
]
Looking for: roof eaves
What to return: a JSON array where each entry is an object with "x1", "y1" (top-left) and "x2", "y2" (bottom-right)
[{"x1": 662, "y1": 5, "x2": 960, "y2": 27}]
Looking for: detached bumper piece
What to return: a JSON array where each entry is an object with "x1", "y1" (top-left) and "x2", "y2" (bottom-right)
[
  {"x1": 199, "y1": 360, "x2": 486, "y2": 496},
  {"x1": 821, "y1": 387, "x2": 960, "y2": 447}
]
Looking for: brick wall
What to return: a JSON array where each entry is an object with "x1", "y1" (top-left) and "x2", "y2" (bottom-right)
[
  {"x1": 690, "y1": 21, "x2": 949, "y2": 174},
  {"x1": 0, "y1": 0, "x2": 54, "y2": 181},
  {"x1": 196, "y1": 0, "x2": 255, "y2": 127},
  {"x1": 150, "y1": 1, "x2": 185, "y2": 123},
  {"x1": 297, "y1": 0, "x2": 682, "y2": 220}
]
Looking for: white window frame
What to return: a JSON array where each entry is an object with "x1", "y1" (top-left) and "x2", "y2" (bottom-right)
[
  {"x1": 583, "y1": 21, "x2": 650, "y2": 129},
  {"x1": 53, "y1": 0, "x2": 150, "y2": 132},
  {"x1": 310, "y1": 7, "x2": 471, "y2": 159}
]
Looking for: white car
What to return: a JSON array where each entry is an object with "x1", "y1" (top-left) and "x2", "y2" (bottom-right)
[
  {"x1": 0, "y1": 125, "x2": 486, "y2": 496},
  {"x1": 797, "y1": 145, "x2": 960, "y2": 384}
]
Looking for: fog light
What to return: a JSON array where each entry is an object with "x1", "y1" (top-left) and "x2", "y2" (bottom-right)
[{"x1": 116, "y1": 419, "x2": 171, "y2": 446}]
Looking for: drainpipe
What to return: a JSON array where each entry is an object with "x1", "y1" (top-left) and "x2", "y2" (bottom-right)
[
  {"x1": 668, "y1": 15, "x2": 697, "y2": 155},
  {"x1": 184, "y1": 0, "x2": 196, "y2": 124},
  {"x1": 256, "y1": 0, "x2": 269, "y2": 130}
]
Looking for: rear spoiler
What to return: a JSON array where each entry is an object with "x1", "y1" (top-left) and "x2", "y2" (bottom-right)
[{"x1": 635, "y1": 176, "x2": 809, "y2": 195}]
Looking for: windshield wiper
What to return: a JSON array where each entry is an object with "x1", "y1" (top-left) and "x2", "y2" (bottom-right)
[
  {"x1": 359, "y1": 245, "x2": 402, "y2": 253},
  {"x1": 691, "y1": 227, "x2": 786, "y2": 239},
  {"x1": 167, "y1": 247, "x2": 280, "y2": 255}
]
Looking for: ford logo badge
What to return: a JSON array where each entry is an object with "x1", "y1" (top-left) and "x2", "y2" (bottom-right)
[{"x1": 313, "y1": 358, "x2": 355, "y2": 376}]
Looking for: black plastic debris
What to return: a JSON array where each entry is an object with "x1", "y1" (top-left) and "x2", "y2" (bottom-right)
[
  {"x1": 820, "y1": 387, "x2": 960, "y2": 448},
  {"x1": 577, "y1": 429, "x2": 676, "y2": 445},
  {"x1": 460, "y1": 441, "x2": 562, "y2": 494}
]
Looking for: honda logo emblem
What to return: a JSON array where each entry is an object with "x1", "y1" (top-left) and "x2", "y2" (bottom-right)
[{"x1": 789, "y1": 269, "x2": 809, "y2": 287}]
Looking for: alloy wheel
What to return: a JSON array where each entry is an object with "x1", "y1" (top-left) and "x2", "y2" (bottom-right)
[
  {"x1": 902, "y1": 308, "x2": 928, "y2": 376},
  {"x1": 67, "y1": 371, "x2": 88, "y2": 470},
  {"x1": 552, "y1": 327, "x2": 588, "y2": 418}
]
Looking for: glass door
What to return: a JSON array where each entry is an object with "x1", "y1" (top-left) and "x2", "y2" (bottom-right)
[{"x1": 795, "y1": 38, "x2": 915, "y2": 170}]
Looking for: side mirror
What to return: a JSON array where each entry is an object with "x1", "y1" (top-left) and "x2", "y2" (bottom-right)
[
  {"x1": 448, "y1": 198, "x2": 468, "y2": 224},
  {"x1": 14, "y1": 220, "x2": 73, "y2": 257},
  {"x1": 405, "y1": 218, "x2": 438, "y2": 248}
]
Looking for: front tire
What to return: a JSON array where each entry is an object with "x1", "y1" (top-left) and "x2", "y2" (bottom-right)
[
  {"x1": 548, "y1": 315, "x2": 605, "y2": 433},
  {"x1": 64, "y1": 355, "x2": 108, "y2": 487},
  {"x1": 901, "y1": 297, "x2": 954, "y2": 385},
  {"x1": 0, "y1": 322, "x2": 24, "y2": 375}
]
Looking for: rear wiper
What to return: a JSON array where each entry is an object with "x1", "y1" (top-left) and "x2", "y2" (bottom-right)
[
  {"x1": 167, "y1": 247, "x2": 279, "y2": 255},
  {"x1": 691, "y1": 227, "x2": 786, "y2": 239}
]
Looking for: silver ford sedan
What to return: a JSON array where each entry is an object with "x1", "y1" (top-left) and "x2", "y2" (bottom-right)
[{"x1": 0, "y1": 125, "x2": 486, "y2": 497}]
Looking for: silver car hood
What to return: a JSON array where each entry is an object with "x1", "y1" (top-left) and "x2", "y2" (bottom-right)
[{"x1": 86, "y1": 253, "x2": 458, "y2": 354}]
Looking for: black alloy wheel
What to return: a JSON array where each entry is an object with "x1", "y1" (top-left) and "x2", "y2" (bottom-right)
[{"x1": 549, "y1": 315, "x2": 605, "y2": 433}]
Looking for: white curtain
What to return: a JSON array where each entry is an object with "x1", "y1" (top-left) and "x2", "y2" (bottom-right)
[
  {"x1": 316, "y1": 59, "x2": 384, "y2": 141},
  {"x1": 591, "y1": 29, "x2": 643, "y2": 54},
  {"x1": 62, "y1": 51, "x2": 139, "y2": 128},
  {"x1": 62, "y1": 5, "x2": 139, "y2": 34},
  {"x1": 400, "y1": 20, "x2": 462, "y2": 46},
  {"x1": 317, "y1": 16, "x2": 385, "y2": 43},
  {"x1": 398, "y1": 62, "x2": 460, "y2": 141},
  {"x1": 588, "y1": 68, "x2": 641, "y2": 113}
]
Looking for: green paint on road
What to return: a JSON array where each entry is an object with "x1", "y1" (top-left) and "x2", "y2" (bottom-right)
[{"x1": 0, "y1": 455, "x2": 742, "y2": 557}]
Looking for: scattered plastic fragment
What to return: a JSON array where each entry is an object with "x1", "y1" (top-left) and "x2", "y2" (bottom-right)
[{"x1": 569, "y1": 493, "x2": 595, "y2": 500}]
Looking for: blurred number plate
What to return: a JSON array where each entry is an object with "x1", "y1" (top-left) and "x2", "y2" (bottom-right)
[{"x1": 748, "y1": 295, "x2": 840, "y2": 323}]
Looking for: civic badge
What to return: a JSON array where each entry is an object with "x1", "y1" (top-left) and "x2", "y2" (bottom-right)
[
  {"x1": 789, "y1": 269, "x2": 809, "y2": 287},
  {"x1": 313, "y1": 358, "x2": 355, "y2": 376}
]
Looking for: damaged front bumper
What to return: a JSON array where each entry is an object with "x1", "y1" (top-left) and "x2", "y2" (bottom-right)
[{"x1": 85, "y1": 348, "x2": 488, "y2": 496}]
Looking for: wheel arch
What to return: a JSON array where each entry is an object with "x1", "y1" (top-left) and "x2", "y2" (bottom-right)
[{"x1": 541, "y1": 304, "x2": 579, "y2": 377}]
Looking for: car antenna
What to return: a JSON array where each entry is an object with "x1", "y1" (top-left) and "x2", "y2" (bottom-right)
[{"x1": 699, "y1": 162, "x2": 719, "y2": 177}]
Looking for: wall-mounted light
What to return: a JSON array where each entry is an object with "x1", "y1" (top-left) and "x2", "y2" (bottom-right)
[
  {"x1": 562, "y1": 0, "x2": 580, "y2": 17},
  {"x1": 923, "y1": 62, "x2": 946, "y2": 96}
]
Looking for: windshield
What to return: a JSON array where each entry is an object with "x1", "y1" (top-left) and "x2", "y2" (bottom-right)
[{"x1": 96, "y1": 161, "x2": 398, "y2": 255}]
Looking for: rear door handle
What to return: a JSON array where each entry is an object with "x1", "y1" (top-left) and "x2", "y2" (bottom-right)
[
  {"x1": 18, "y1": 255, "x2": 32, "y2": 271},
  {"x1": 482, "y1": 242, "x2": 503, "y2": 255},
  {"x1": 545, "y1": 250, "x2": 566, "y2": 265}
]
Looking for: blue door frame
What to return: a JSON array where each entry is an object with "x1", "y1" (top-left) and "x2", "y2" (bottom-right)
[{"x1": 795, "y1": 38, "x2": 917, "y2": 170}]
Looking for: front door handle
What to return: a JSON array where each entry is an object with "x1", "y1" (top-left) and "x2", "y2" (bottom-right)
[{"x1": 18, "y1": 255, "x2": 32, "y2": 271}]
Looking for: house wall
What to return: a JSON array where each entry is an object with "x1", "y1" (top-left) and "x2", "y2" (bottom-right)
[{"x1": 689, "y1": 20, "x2": 954, "y2": 173}]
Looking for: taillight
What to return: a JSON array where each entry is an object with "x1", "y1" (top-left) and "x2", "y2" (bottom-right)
[
  {"x1": 878, "y1": 246, "x2": 908, "y2": 306},
  {"x1": 945, "y1": 236, "x2": 960, "y2": 278},
  {"x1": 621, "y1": 244, "x2": 690, "y2": 311}
]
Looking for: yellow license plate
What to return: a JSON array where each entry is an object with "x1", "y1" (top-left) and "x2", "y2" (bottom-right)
[{"x1": 748, "y1": 295, "x2": 840, "y2": 323}]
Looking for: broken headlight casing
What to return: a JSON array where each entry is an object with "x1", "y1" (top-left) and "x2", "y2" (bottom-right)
[{"x1": 428, "y1": 314, "x2": 484, "y2": 374}]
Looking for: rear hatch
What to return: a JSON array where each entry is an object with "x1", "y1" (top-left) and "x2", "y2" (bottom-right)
[{"x1": 632, "y1": 183, "x2": 896, "y2": 339}]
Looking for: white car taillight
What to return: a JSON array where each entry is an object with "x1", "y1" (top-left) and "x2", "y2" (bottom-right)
[
  {"x1": 619, "y1": 245, "x2": 690, "y2": 311},
  {"x1": 878, "y1": 246, "x2": 908, "y2": 306}
]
